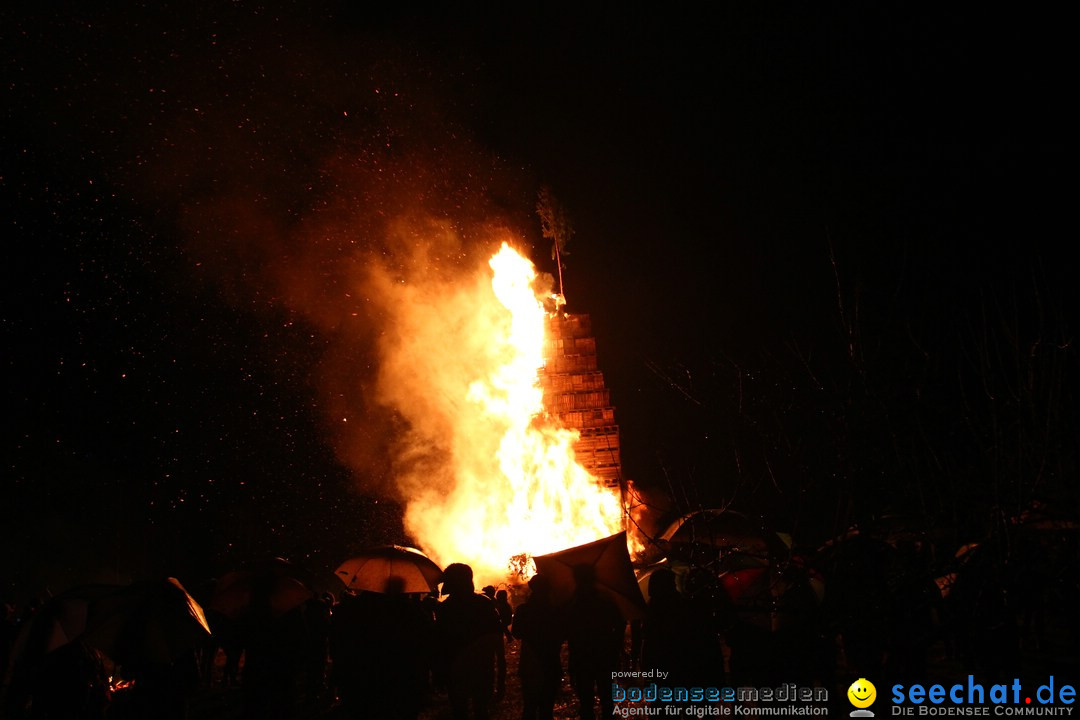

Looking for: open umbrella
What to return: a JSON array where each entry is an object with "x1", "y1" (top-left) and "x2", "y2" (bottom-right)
[
  {"x1": 533, "y1": 531, "x2": 646, "y2": 620},
  {"x1": 80, "y1": 577, "x2": 212, "y2": 665},
  {"x1": 209, "y1": 557, "x2": 314, "y2": 618},
  {"x1": 7, "y1": 579, "x2": 211, "y2": 669},
  {"x1": 335, "y1": 545, "x2": 442, "y2": 594},
  {"x1": 5, "y1": 585, "x2": 120, "y2": 669},
  {"x1": 718, "y1": 552, "x2": 773, "y2": 604},
  {"x1": 659, "y1": 509, "x2": 788, "y2": 561}
]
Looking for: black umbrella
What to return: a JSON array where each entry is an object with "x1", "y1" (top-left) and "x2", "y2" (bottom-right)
[
  {"x1": 81, "y1": 577, "x2": 212, "y2": 666},
  {"x1": 5, "y1": 585, "x2": 120, "y2": 670},
  {"x1": 6, "y1": 579, "x2": 211, "y2": 669},
  {"x1": 208, "y1": 557, "x2": 314, "y2": 619},
  {"x1": 533, "y1": 531, "x2": 646, "y2": 620},
  {"x1": 658, "y1": 509, "x2": 788, "y2": 561}
]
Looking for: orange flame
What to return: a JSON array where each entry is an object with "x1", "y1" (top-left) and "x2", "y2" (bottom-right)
[{"x1": 383, "y1": 241, "x2": 624, "y2": 583}]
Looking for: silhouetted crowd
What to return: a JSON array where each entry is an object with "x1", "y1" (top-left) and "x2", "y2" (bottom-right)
[{"x1": 2, "y1": 532, "x2": 1078, "y2": 720}]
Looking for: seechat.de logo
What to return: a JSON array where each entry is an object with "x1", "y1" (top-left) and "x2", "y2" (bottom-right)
[{"x1": 891, "y1": 676, "x2": 1076, "y2": 715}]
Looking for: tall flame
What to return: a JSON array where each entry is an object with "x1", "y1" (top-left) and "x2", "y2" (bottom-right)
[{"x1": 388, "y1": 241, "x2": 624, "y2": 582}]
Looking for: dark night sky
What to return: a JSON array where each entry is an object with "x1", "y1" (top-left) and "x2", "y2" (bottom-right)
[{"x1": 2, "y1": 4, "x2": 1075, "y2": 601}]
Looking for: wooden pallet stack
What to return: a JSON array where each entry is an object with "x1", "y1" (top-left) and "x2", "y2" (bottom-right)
[{"x1": 540, "y1": 313, "x2": 624, "y2": 496}]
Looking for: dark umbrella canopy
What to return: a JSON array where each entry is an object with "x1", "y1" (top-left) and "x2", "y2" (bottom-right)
[
  {"x1": 209, "y1": 557, "x2": 314, "y2": 618},
  {"x1": 335, "y1": 545, "x2": 442, "y2": 594},
  {"x1": 6, "y1": 579, "x2": 211, "y2": 669},
  {"x1": 718, "y1": 561, "x2": 772, "y2": 605},
  {"x1": 658, "y1": 509, "x2": 788, "y2": 561},
  {"x1": 6, "y1": 585, "x2": 120, "y2": 668},
  {"x1": 532, "y1": 531, "x2": 646, "y2": 620},
  {"x1": 81, "y1": 577, "x2": 212, "y2": 665}
]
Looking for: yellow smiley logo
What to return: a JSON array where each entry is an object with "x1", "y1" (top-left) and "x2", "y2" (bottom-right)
[{"x1": 848, "y1": 678, "x2": 877, "y2": 708}]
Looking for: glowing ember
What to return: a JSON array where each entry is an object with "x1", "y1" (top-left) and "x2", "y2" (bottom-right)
[{"x1": 382, "y1": 241, "x2": 625, "y2": 583}]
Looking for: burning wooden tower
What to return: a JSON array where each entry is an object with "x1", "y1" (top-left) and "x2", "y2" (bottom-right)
[{"x1": 540, "y1": 312, "x2": 625, "y2": 516}]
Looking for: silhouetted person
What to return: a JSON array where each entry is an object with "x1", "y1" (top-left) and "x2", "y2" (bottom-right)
[
  {"x1": 883, "y1": 541, "x2": 937, "y2": 683},
  {"x1": 420, "y1": 591, "x2": 441, "y2": 694},
  {"x1": 767, "y1": 563, "x2": 829, "y2": 688},
  {"x1": 328, "y1": 592, "x2": 366, "y2": 716},
  {"x1": 493, "y1": 590, "x2": 514, "y2": 642},
  {"x1": 435, "y1": 564, "x2": 506, "y2": 720},
  {"x1": 301, "y1": 593, "x2": 333, "y2": 709},
  {"x1": 819, "y1": 536, "x2": 893, "y2": 680},
  {"x1": 239, "y1": 591, "x2": 306, "y2": 720},
  {"x1": 0, "y1": 600, "x2": 17, "y2": 712},
  {"x1": 512, "y1": 574, "x2": 564, "y2": 720},
  {"x1": 947, "y1": 548, "x2": 1021, "y2": 683},
  {"x1": 353, "y1": 578, "x2": 433, "y2": 720},
  {"x1": 683, "y1": 567, "x2": 731, "y2": 685},
  {"x1": 641, "y1": 568, "x2": 697, "y2": 686},
  {"x1": 565, "y1": 564, "x2": 624, "y2": 720}
]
